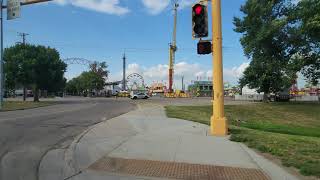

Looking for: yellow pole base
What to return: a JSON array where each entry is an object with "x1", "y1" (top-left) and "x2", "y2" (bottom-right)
[{"x1": 210, "y1": 116, "x2": 228, "y2": 136}]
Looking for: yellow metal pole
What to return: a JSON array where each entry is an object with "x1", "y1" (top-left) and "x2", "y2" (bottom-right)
[{"x1": 211, "y1": 0, "x2": 228, "y2": 136}]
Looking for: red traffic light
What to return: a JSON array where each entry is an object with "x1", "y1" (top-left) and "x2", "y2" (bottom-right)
[
  {"x1": 192, "y1": 4, "x2": 208, "y2": 38},
  {"x1": 194, "y1": 4, "x2": 203, "y2": 15}
]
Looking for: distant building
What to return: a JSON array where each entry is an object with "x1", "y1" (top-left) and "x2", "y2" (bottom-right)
[
  {"x1": 188, "y1": 81, "x2": 213, "y2": 97},
  {"x1": 148, "y1": 83, "x2": 166, "y2": 94},
  {"x1": 105, "y1": 81, "x2": 122, "y2": 96},
  {"x1": 241, "y1": 86, "x2": 263, "y2": 95}
]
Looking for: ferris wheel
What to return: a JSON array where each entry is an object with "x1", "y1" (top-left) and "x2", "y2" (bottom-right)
[{"x1": 127, "y1": 73, "x2": 145, "y2": 90}]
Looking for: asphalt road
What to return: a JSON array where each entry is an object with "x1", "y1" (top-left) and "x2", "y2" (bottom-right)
[{"x1": 0, "y1": 97, "x2": 136, "y2": 180}]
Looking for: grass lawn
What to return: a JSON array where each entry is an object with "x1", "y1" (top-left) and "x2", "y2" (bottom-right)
[
  {"x1": 1, "y1": 101, "x2": 56, "y2": 111},
  {"x1": 165, "y1": 102, "x2": 320, "y2": 177}
]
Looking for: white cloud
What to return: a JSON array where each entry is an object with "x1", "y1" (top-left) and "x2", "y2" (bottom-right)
[
  {"x1": 55, "y1": 0, "x2": 197, "y2": 16},
  {"x1": 55, "y1": 0, "x2": 130, "y2": 15},
  {"x1": 141, "y1": 0, "x2": 170, "y2": 15},
  {"x1": 140, "y1": 0, "x2": 197, "y2": 15},
  {"x1": 224, "y1": 62, "x2": 249, "y2": 79},
  {"x1": 180, "y1": 0, "x2": 196, "y2": 8},
  {"x1": 109, "y1": 61, "x2": 249, "y2": 89}
]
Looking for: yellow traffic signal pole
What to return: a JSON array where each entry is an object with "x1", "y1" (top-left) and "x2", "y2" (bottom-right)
[{"x1": 211, "y1": 0, "x2": 228, "y2": 136}]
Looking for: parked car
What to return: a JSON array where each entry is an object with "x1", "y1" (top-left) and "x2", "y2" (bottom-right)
[{"x1": 130, "y1": 92, "x2": 149, "y2": 100}]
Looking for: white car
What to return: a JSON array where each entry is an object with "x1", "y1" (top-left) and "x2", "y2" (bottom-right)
[{"x1": 131, "y1": 92, "x2": 149, "y2": 100}]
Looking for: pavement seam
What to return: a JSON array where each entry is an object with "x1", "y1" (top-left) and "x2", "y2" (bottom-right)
[
  {"x1": 63, "y1": 170, "x2": 82, "y2": 180},
  {"x1": 238, "y1": 143, "x2": 272, "y2": 179},
  {"x1": 37, "y1": 134, "x2": 78, "y2": 180},
  {"x1": 0, "y1": 150, "x2": 9, "y2": 180},
  {"x1": 103, "y1": 130, "x2": 141, "y2": 157},
  {"x1": 172, "y1": 135, "x2": 182, "y2": 163}
]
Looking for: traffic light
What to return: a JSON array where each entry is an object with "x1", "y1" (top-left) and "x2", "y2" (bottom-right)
[
  {"x1": 192, "y1": 3, "x2": 208, "y2": 39},
  {"x1": 197, "y1": 41, "x2": 212, "y2": 55}
]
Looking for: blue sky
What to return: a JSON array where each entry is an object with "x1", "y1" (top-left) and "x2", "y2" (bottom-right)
[{"x1": 4, "y1": 0, "x2": 251, "y2": 88}]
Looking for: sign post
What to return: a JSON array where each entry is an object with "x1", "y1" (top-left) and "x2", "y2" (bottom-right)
[
  {"x1": 0, "y1": 0, "x2": 4, "y2": 110},
  {"x1": 7, "y1": 0, "x2": 21, "y2": 20}
]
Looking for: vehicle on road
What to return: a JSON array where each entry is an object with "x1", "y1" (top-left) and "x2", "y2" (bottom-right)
[{"x1": 130, "y1": 92, "x2": 149, "y2": 100}]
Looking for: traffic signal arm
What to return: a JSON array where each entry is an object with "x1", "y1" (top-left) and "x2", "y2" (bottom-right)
[{"x1": 2, "y1": 0, "x2": 53, "y2": 8}]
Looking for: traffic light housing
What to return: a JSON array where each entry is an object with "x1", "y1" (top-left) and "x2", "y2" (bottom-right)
[
  {"x1": 197, "y1": 41, "x2": 212, "y2": 55},
  {"x1": 192, "y1": 3, "x2": 208, "y2": 39}
]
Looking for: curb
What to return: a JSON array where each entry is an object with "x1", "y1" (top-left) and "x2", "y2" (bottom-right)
[
  {"x1": 38, "y1": 124, "x2": 94, "y2": 180},
  {"x1": 38, "y1": 108, "x2": 138, "y2": 180},
  {"x1": 239, "y1": 144, "x2": 299, "y2": 180}
]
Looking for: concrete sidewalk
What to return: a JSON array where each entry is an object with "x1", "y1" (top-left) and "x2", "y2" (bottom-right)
[{"x1": 39, "y1": 104, "x2": 299, "y2": 180}]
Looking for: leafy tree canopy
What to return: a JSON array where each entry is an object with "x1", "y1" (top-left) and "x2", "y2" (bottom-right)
[
  {"x1": 234, "y1": 0, "x2": 320, "y2": 98},
  {"x1": 234, "y1": 0, "x2": 295, "y2": 95},
  {"x1": 4, "y1": 44, "x2": 67, "y2": 101},
  {"x1": 66, "y1": 61, "x2": 109, "y2": 96}
]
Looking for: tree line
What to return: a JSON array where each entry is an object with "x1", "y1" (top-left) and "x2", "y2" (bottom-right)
[
  {"x1": 4, "y1": 44, "x2": 67, "y2": 102},
  {"x1": 65, "y1": 62, "x2": 109, "y2": 97},
  {"x1": 234, "y1": 0, "x2": 319, "y2": 100},
  {"x1": 4, "y1": 43, "x2": 110, "y2": 101}
]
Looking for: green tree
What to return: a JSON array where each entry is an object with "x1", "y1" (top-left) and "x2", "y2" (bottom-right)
[
  {"x1": 4, "y1": 44, "x2": 34, "y2": 99},
  {"x1": 32, "y1": 46, "x2": 67, "y2": 98},
  {"x1": 89, "y1": 61, "x2": 108, "y2": 93},
  {"x1": 66, "y1": 78, "x2": 79, "y2": 96},
  {"x1": 4, "y1": 44, "x2": 67, "y2": 102},
  {"x1": 288, "y1": 0, "x2": 320, "y2": 85},
  {"x1": 3, "y1": 47, "x2": 19, "y2": 95},
  {"x1": 234, "y1": 0, "x2": 296, "y2": 101},
  {"x1": 89, "y1": 61, "x2": 109, "y2": 79},
  {"x1": 66, "y1": 61, "x2": 108, "y2": 97},
  {"x1": 81, "y1": 71, "x2": 105, "y2": 94}
]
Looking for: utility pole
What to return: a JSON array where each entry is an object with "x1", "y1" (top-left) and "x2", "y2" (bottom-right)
[
  {"x1": 19, "y1": 32, "x2": 28, "y2": 45},
  {"x1": 211, "y1": 0, "x2": 228, "y2": 136},
  {"x1": 168, "y1": 1, "x2": 179, "y2": 93},
  {"x1": 181, "y1": 76, "x2": 184, "y2": 91},
  {"x1": 122, "y1": 53, "x2": 126, "y2": 91},
  {"x1": 18, "y1": 32, "x2": 29, "y2": 101}
]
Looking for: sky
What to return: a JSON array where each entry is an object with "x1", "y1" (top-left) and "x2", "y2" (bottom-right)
[{"x1": 4, "y1": 0, "x2": 256, "y2": 89}]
